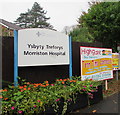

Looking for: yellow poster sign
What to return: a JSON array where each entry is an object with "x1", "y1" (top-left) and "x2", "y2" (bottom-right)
[
  {"x1": 82, "y1": 58, "x2": 112, "y2": 75},
  {"x1": 112, "y1": 53, "x2": 119, "y2": 70},
  {"x1": 80, "y1": 46, "x2": 113, "y2": 81}
]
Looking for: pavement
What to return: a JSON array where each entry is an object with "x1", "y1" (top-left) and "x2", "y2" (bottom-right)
[{"x1": 71, "y1": 92, "x2": 120, "y2": 114}]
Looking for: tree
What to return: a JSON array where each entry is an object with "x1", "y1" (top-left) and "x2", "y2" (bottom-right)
[
  {"x1": 69, "y1": 27, "x2": 94, "y2": 43},
  {"x1": 78, "y1": 2, "x2": 120, "y2": 52},
  {"x1": 15, "y1": 2, "x2": 53, "y2": 29}
]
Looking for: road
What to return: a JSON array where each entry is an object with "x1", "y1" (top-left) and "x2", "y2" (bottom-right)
[{"x1": 71, "y1": 92, "x2": 120, "y2": 114}]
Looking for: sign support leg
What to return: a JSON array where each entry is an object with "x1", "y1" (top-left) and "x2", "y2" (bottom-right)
[
  {"x1": 105, "y1": 80, "x2": 108, "y2": 90},
  {"x1": 116, "y1": 70, "x2": 118, "y2": 81},
  {"x1": 69, "y1": 36, "x2": 72, "y2": 79},
  {"x1": 14, "y1": 30, "x2": 18, "y2": 86}
]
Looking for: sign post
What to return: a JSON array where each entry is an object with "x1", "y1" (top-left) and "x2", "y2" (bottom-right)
[
  {"x1": 105, "y1": 80, "x2": 108, "y2": 90},
  {"x1": 116, "y1": 70, "x2": 118, "y2": 81},
  {"x1": 69, "y1": 36, "x2": 72, "y2": 79},
  {"x1": 14, "y1": 30, "x2": 18, "y2": 86}
]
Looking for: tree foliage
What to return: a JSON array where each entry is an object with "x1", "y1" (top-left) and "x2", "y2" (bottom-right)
[
  {"x1": 78, "y1": 2, "x2": 120, "y2": 52},
  {"x1": 69, "y1": 27, "x2": 94, "y2": 43},
  {"x1": 15, "y1": 2, "x2": 53, "y2": 29}
]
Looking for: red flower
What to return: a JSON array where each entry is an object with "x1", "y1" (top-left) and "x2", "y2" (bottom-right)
[
  {"x1": 82, "y1": 89, "x2": 86, "y2": 91},
  {"x1": 28, "y1": 87, "x2": 31, "y2": 90},
  {"x1": 51, "y1": 84, "x2": 54, "y2": 86},
  {"x1": 59, "y1": 79, "x2": 62, "y2": 81},
  {"x1": 11, "y1": 106, "x2": 15, "y2": 110},
  {"x1": 19, "y1": 86, "x2": 23, "y2": 89},
  {"x1": 2, "y1": 89, "x2": 7, "y2": 92},
  {"x1": 90, "y1": 85, "x2": 93, "y2": 87},
  {"x1": 55, "y1": 98, "x2": 60, "y2": 102},
  {"x1": 34, "y1": 105, "x2": 37, "y2": 108},
  {"x1": 45, "y1": 81, "x2": 49, "y2": 84},
  {"x1": 18, "y1": 111, "x2": 23, "y2": 114},
  {"x1": 4, "y1": 98, "x2": 8, "y2": 100},
  {"x1": 46, "y1": 84, "x2": 49, "y2": 86},
  {"x1": 23, "y1": 85, "x2": 27, "y2": 87},
  {"x1": 37, "y1": 100, "x2": 41, "y2": 102},
  {"x1": 23, "y1": 88, "x2": 27, "y2": 90}
]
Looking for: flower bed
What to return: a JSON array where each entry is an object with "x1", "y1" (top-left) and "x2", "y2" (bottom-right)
[{"x1": 1, "y1": 77, "x2": 102, "y2": 114}]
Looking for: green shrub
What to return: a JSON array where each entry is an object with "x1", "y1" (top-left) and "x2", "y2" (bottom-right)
[{"x1": 1, "y1": 76, "x2": 102, "y2": 114}]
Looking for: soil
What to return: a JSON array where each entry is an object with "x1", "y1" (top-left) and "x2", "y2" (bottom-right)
[{"x1": 102, "y1": 71, "x2": 120, "y2": 97}]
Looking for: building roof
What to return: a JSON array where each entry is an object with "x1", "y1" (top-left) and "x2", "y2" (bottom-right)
[{"x1": 0, "y1": 19, "x2": 22, "y2": 30}]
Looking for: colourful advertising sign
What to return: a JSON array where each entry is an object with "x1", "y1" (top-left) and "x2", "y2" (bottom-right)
[
  {"x1": 112, "y1": 53, "x2": 119, "y2": 70},
  {"x1": 119, "y1": 53, "x2": 120, "y2": 70},
  {"x1": 80, "y1": 46, "x2": 113, "y2": 81}
]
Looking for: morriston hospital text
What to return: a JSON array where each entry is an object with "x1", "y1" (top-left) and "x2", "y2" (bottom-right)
[{"x1": 24, "y1": 51, "x2": 66, "y2": 56}]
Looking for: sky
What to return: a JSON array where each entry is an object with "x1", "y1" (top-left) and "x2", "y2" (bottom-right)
[{"x1": 0, "y1": 0, "x2": 95, "y2": 32}]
